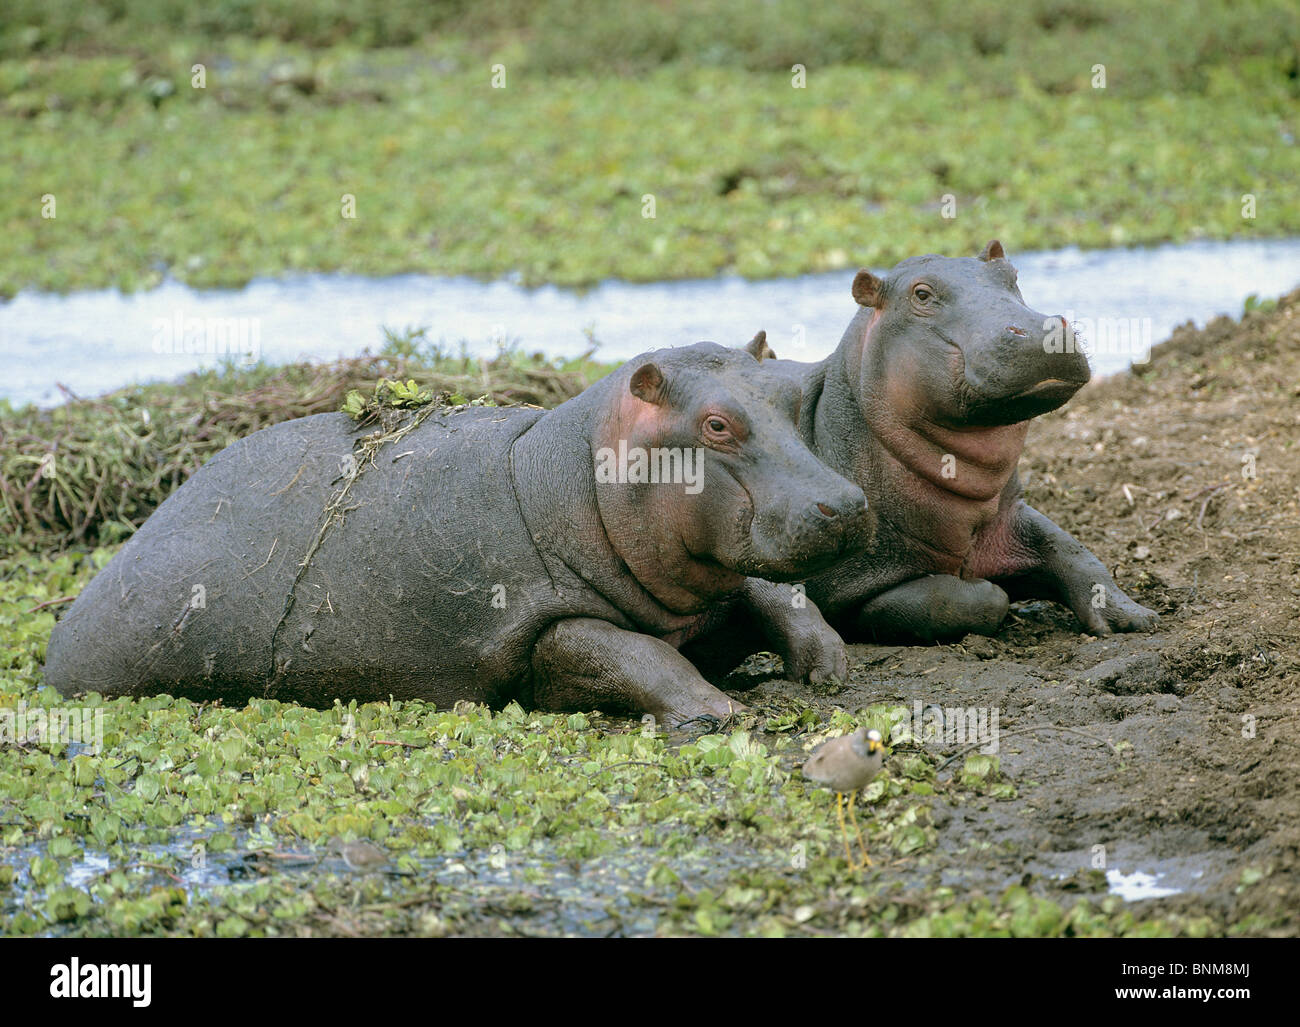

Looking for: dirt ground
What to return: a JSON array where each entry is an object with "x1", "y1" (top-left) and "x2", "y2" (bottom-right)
[{"x1": 753, "y1": 291, "x2": 1300, "y2": 933}]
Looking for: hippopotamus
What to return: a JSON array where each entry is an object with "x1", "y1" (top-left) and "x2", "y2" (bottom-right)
[
  {"x1": 45, "y1": 342, "x2": 871, "y2": 726},
  {"x1": 752, "y1": 241, "x2": 1158, "y2": 642}
]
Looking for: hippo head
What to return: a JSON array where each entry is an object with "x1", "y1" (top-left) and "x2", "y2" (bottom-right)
[
  {"x1": 845, "y1": 241, "x2": 1090, "y2": 428},
  {"x1": 595, "y1": 342, "x2": 870, "y2": 599}
]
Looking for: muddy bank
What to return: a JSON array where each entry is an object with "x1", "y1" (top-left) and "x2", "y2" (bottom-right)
[{"x1": 755, "y1": 289, "x2": 1300, "y2": 933}]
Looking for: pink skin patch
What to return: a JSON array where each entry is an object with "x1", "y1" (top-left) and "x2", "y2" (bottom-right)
[
  {"x1": 593, "y1": 380, "x2": 746, "y2": 618},
  {"x1": 964, "y1": 506, "x2": 1043, "y2": 581},
  {"x1": 857, "y1": 319, "x2": 1043, "y2": 579}
]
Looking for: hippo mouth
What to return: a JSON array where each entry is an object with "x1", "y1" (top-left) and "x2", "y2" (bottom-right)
[
  {"x1": 718, "y1": 514, "x2": 858, "y2": 582},
  {"x1": 710, "y1": 527, "x2": 844, "y2": 582},
  {"x1": 959, "y1": 375, "x2": 1088, "y2": 426},
  {"x1": 1010, "y1": 377, "x2": 1087, "y2": 402},
  {"x1": 1003, "y1": 377, "x2": 1086, "y2": 410}
]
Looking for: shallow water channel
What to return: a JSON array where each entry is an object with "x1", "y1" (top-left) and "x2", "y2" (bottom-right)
[{"x1": 3, "y1": 237, "x2": 1299, "y2": 408}]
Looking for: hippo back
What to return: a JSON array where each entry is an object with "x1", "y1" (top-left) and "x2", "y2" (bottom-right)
[{"x1": 44, "y1": 407, "x2": 567, "y2": 706}]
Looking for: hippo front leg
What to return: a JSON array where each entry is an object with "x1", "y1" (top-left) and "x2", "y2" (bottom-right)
[
  {"x1": 995, "y1": 504, "x2": 1159, "y2": 635},
  {"x1": 678, "y1": 579, "x2": 847, "y2": 686},
  {"x1": 853, "y1": 575, "x2": 1010, "y2": 643},
  {"x1": 739, "y1": 579, "x2": 848, "y2": 683},
  {"x1": 531, "y1": 618, "x2": 745, "y2": 728}
]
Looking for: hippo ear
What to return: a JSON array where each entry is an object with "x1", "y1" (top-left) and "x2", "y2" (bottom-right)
[
  {"x1": 629, "y1": 362, "x2": 666, "y2": 404},
  {"x1": 744, "y1": 330, "x2": 777, "y2": 362},
  {"x1": 851, "y1": 270, "x2": 883, "y2": 308},
  {"x1": 979, "y1": 239, "x2": 1006, "y2": 262}
]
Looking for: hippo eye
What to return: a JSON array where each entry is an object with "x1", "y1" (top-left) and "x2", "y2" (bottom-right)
[
  {"x1": 912, "y1": 284, "x2": 935, "y2": 303},
  {"x1": 701, "y1": 415, "x2": 734, "y2": 443}
]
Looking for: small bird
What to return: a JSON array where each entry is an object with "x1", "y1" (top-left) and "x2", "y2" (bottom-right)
[
  {"x1": 802, "y1": 727, "x2": 887, "y2": 869},
  {"x1": 327, "y1": 838, "x2": 390, "y2": 873}
]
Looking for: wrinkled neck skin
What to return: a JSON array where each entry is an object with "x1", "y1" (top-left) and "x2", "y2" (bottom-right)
[
  {"x1": 510, "y1": 374, "x2": 740, "y2": 640},
  {"x1": 814, "y1": 310, "x2": 1027, "y2": 568}
]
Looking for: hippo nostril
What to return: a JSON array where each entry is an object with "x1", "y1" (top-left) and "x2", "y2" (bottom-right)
[{"x1": 816, "y1": 503, "x2": 837, "y2": 519}]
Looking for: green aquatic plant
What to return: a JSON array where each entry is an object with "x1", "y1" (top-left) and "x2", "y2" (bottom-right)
[
  {"x1": 341, "y1": 378, "x2": 434, "y2": 421},
  {"x1": 2, "y1": 37, "x2": 1297, "y2": 296},
  {"x1": 0, "y1": 550, "x2": 1226, "y2": 936}
]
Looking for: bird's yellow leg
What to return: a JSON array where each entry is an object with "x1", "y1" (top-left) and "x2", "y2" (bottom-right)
[
  {"x1": 835, "y1": 792, "x2": 857, "y2": 870},
  {"x1": 846, "y1": 791, "x2": 871, "y2": 867}
]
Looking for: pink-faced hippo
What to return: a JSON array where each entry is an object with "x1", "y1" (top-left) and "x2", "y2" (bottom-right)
[
  {"x1": 752, "y1": 241, "x2": 1158, "y2": 642},
  {"x1": 45, "y1": 343, "x2": 871, "y2": 725}
]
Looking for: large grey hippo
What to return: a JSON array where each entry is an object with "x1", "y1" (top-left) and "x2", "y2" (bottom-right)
[
  {"x1": 752, "y1": 241, "x2": 1159, "y2": 642},
  {"x1": 45, "y1": 343, "x2": 871, "y2": 725}
]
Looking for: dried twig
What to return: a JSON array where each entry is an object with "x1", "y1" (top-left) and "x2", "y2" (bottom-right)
[
  {"x1": 25, "y1": 595, "x2": 75, "y2": 613},
  {"x1": 937, "y1": 723, "x2": 1121, "y2": 773}
]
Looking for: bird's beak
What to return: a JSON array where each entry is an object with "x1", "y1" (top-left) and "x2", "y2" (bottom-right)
[{"x1": 868, "y1": 739, "x2": 883, "y2": 754}]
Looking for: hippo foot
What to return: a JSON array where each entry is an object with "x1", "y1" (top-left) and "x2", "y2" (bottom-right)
[
  {"x1": 660, "y1": 692, "x2": 747, "y2": 730},
  {"x1": 781, "y1": 619, "x2": 849, "y2": 685},
  {"x1": 1008, "y1": 504, "x2": 1160, "y2": 636},
  {"x1": 531, "y1": 617, "x2": 746, "y2": 729},
  {"x1": 669, "y1": 709, "x2": 747, "y2": 736},
  {"x1": 853, "y1": 575, "x2": 1010, "y2": 644},
  {"x1": 732, "y1": 578, "x2": 848, "y2": 685},
  {"x1": 1069, "y1": 586, "x2": 1160, "y2": 636}
]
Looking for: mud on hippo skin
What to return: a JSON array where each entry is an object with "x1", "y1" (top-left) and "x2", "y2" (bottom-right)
[
  {"x1": 752, "y1": 240, "x2": 1159, "y2": 642},
  {"x1": 44, "y1": 342, "x2": 870, "y2": 727}
]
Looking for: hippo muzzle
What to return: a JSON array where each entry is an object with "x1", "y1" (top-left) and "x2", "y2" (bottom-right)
[
  {"x1": 955, "y1": 306, "x2": 1092, "y2": 426},
  {"x1": 739, "y1": 444, "x2": 873, "y2": 580}
]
